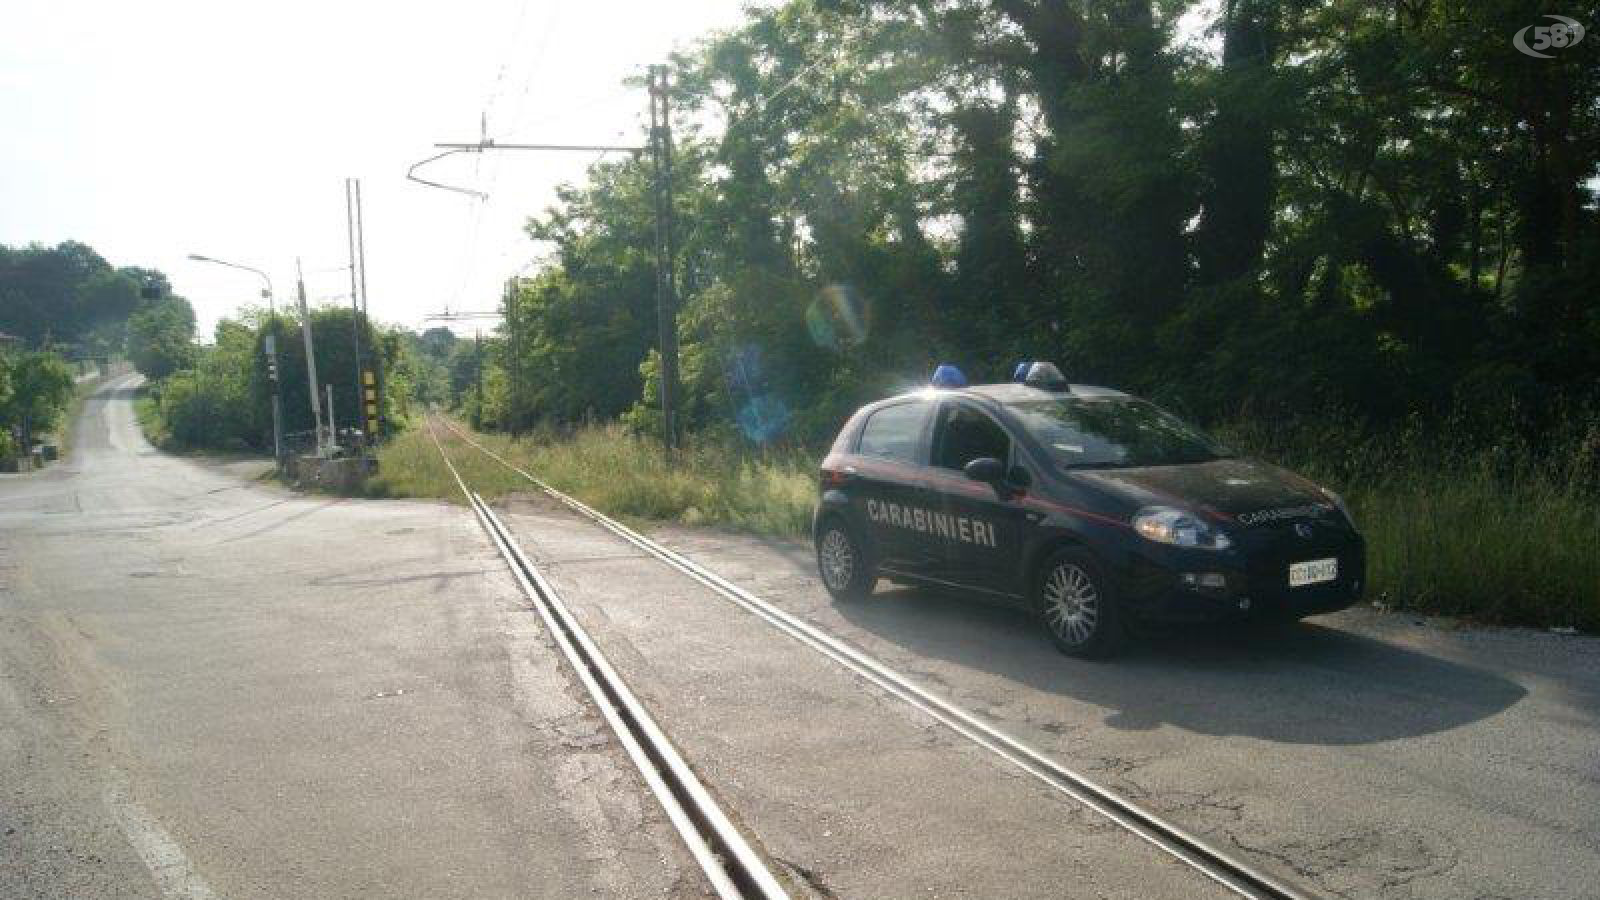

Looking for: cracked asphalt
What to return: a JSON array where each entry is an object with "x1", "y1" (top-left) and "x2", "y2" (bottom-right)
[{"x1": 5, "y1": 375, "x2": 1596, "y2": 899}]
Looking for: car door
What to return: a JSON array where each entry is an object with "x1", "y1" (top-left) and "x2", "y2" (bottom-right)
[
  {"x1": 849, "y1": 398, "x2": 939, "y2": 572},
  {"x1": 925, "y1": 400, "x2": 1031, "y2": 597}
]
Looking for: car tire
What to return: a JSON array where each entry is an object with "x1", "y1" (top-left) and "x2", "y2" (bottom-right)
[
  {"x1": 1035, "y1": 548, "x2": 1126, "y2": 659},
  {"x1": 816, "y1": 517, "x2": 875, "y2": 602}
]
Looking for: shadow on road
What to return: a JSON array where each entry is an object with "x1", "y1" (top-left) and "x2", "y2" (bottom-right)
[{"x1": 833, "y1": 584, "x2": 1527, "y2": 746}]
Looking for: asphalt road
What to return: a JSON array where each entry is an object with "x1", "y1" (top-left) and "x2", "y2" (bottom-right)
[
  {"x1": 0, "y1": 376, "x2": 698, "y2": 899},
  {"x1": 632, "y1": 519, "x2": 1600, "y2": 899},
  {"x1": 5, "y1": 375, "x2": 1596, "y2": 899},
  {"x1": 491, "y1": 478, "x2": 1600, "y2": 899}
]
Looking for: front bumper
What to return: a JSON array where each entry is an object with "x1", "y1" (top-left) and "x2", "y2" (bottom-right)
[{"x1": 1121, "y1": 526, "x2": 1366, "y2": 624}]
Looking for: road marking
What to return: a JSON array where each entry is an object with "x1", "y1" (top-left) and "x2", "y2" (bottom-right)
[{"x1": 103, "y1": 773, "x2": 220, "y2": 900}]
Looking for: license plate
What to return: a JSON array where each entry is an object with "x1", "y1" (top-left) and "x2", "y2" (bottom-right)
[{"x1": 1288, "y1": 558, "x2": 1338, "y2": 587}]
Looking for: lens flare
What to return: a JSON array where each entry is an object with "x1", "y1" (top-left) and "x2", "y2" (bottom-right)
[
  {"x1": 736, "y1": 395, "x2": 791, "y2": 444},
  {"x1": 727, "y1": 344, "x2": 791, "y2": 444},
  {"x1": 806, "y1": 284, "x2": 870, "y2": 351}
]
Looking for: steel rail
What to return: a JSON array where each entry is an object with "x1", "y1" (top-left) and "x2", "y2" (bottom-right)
[
  {"x1": 434, "y1": 414, "x2": 1318, "y2": 900},
  {"x1": 423, "y1": 420, "x2": 791, "y2": 900}
]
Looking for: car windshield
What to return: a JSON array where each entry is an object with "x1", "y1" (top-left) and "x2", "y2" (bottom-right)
[{"x1": 1005, "y1": 396, "x2": 1229, "y2": 469}]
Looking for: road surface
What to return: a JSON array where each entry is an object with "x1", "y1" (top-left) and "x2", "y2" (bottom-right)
[{"x1": 3, "y1": 375, "x2": 1596, "y2": 899}]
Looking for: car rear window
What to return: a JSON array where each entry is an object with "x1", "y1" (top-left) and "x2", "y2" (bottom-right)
[{"x1": 856, "y1": 401, "x2": 927, "y2": 464}]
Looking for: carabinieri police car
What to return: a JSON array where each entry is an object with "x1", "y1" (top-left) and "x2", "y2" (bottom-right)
[{"x1": 812, "y1": 362, "x2": 1365, "y2": 658}]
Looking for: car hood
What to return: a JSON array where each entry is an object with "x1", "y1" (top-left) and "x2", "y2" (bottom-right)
[{"x1": 1069, "y1": 458, "x2": 1333, "y2": 524}]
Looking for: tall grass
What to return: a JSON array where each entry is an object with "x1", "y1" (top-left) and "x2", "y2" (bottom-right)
[
  {"x1": 1217, "y1": 409, "x2": 1600, "y2": 631},
  {"x1": 370, "y1": 421, "x2": 817, "y2": 535},
  {"x1": 375, "y1": 413, "x2": 1599, "y2": 632}
]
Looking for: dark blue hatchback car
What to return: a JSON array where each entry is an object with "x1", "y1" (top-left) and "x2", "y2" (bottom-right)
[{"x1": 812, "y1": 363, "x2": 1365, "y2": 658}]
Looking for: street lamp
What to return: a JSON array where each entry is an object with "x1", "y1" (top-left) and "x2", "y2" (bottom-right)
[
  {"x1": 186, "y1": 253, "x2": 275, "y2": 315},
  {"x1": 186, "y1": 252, "x2": 285, "y2": 464}
]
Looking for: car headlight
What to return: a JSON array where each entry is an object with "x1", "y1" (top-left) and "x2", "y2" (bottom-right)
[
  {"x1": 1322, "y1": 489, "x2": 1356, "y2": 529},
  {"x1": 1132, "y1": 506, "x2": 1233, "y2": 549}
]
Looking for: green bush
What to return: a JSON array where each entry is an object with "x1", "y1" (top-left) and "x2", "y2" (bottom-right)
[
  {"x1": 0, "y1": 350, "x2": 74, "y2": 448},
  {"x1": 154, "y1": 369, "x2": 253, "y2": 450}
]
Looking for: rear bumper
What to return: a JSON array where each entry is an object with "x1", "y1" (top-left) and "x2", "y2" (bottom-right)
[{"x1": 1121, "y1": 534, "x2": 1366, "y2": 624}]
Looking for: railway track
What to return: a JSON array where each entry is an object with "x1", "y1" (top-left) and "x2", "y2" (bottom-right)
[
  {"x1": 424, "y1": 419, "x2": 791, "y2": 900},
  {"x1": 428, "y1": 413, "x2": 1316, "y2": 900}
]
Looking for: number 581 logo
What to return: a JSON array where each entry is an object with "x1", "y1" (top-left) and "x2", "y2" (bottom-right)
[{"x1": 1515, "y1": 15, "x2": 1586, "y2": 58}]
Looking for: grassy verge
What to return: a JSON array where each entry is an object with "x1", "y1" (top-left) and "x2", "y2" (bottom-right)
[
  {"x1": 1216, "y1": 416, "x2": 1600, "y2": 632},
  {"x1": 370, "y1": 420, "x2": 816, "y2": 535},
  {"x1": 377, "y1": 416, "x2": 1598, "y2": 633},
  {"x1": 133, "y1": 384, "x2": 172, "y2": 448}
]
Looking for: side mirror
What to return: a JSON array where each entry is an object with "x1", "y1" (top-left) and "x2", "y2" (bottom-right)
[{"x1": 963, "y1": 457, "x2": 1006, "y2": 485}]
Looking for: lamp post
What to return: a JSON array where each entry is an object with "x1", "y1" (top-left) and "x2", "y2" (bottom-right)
[
  {"x1": 186, "y1": 253, "x2": 284, "y2": 464},
  {"x1": 186, "y1": 253, "x2": 275, "y2": 316}
]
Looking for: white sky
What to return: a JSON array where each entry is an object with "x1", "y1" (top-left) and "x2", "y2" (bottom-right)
[{"x1": 0, "y1": 0, "x2": 755, "y2": 338}]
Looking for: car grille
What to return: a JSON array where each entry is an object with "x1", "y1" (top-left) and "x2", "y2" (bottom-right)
[{"x1": 1236, "y1": 519, "x2": 1363, "y2": 610}]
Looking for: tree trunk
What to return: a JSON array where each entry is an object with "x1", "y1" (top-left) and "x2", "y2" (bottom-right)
[{"x1": 1195, "y1": 0, "x2": 1279, "y2": 286}]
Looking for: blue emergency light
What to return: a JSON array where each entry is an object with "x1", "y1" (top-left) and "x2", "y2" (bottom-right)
[
  {"x1": 930, "y1": 364, "x2": 968, "y2": 388},
  {"x1": 1012, "y1": 361, "x2": 1032, "y2": 382}
]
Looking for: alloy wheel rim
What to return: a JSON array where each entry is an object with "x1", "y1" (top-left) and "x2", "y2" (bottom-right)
[
  {"x1": 1043, "y1": 563, "x2": 1099, "y2": 645},
  {"x1": 820, "y1": 529, "x2": 854, "y2": 590}
]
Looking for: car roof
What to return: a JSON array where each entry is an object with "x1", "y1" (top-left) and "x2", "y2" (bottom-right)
[
  {"x1": 867, "y1": 382, "x2": 1130, "y2": 412},
  {"x1": 963, "y1": 382, "x2": 1129, "y2": 402}
]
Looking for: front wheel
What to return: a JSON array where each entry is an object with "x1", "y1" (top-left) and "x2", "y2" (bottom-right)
[
  {"x1": 816, "y1": 519, "x2": 875, "y2": 602},
  {"x1": 1036, "y1": 548, "x2": 1126, "y2": 659}
]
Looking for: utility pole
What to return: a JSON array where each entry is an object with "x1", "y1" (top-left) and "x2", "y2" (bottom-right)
[
  {"x1": 354, "y1": 179, "x2": 369, "y2": 317},
  {"x1": 648, "y1": 65, "x2": 681, "y2": 450},
  {"x1": 344, "y1": 178, "x2": 367, "y2": 453},
  {"x1": 353, "y1": 179, "x2": 380, "y2": 441},
  {"x1": 410, "y1": 66, "x2": 681, "y2": 447},
  {"x1": 505, "y1": 276, "x2": 521, "y2": 435},
  {"x1": 473, "y1": 330, "x2": 484, "y2": 429},
  {"x1": 296, "y1": 259, "x2": 327, "y2": 456}
]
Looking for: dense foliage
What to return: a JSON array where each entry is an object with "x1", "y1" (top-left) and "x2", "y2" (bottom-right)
[
  {"x1": 0, "y1": 242, "x2": 186, "y2": 359},
  {"x1": 0, "y1": 350, "x2": 75, "y2": 456},
  {"x1": 0, "y1": 240, "x2": 179, "y2": 458},
  {"x1": 144, "y1": 308, "x2": 421, "y2": 452},
  {"x1": 126, "y1": 296, "x2": 198, "y2": 379},
  {"x1": 481, "y1": 0, "x2": 1597, "y2": 447}
]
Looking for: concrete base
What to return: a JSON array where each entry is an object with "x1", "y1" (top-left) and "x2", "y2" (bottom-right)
[
  {"x1": 288, "y1": 455, "x2": 376, "y2": 494},
  {"x1": 0, "y1": 456, "x2": 33, "y2": 474}
]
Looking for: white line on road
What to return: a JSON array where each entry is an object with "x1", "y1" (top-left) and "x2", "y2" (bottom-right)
[{"x1": 103, "y1": 773, "x2": 220, "y2": 900}]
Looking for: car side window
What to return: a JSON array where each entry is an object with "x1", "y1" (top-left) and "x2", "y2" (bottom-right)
[
  {"x1": 855, "y1": 402, "x2": 928, "y2": 464},
  {"x1": 932, "y1": 403, "x2": 1011, "y2": 471}
]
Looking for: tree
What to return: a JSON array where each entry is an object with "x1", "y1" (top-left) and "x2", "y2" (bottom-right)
[
  {"x1": 126, "y1": 297, "x2": 196, "y2": 379},
  {"x1": 474, "y1": 0, "x2": 1598, "y2": 443},
  {"x1": 0, "y1": 351, "x2": 74, "y2": 450}
]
